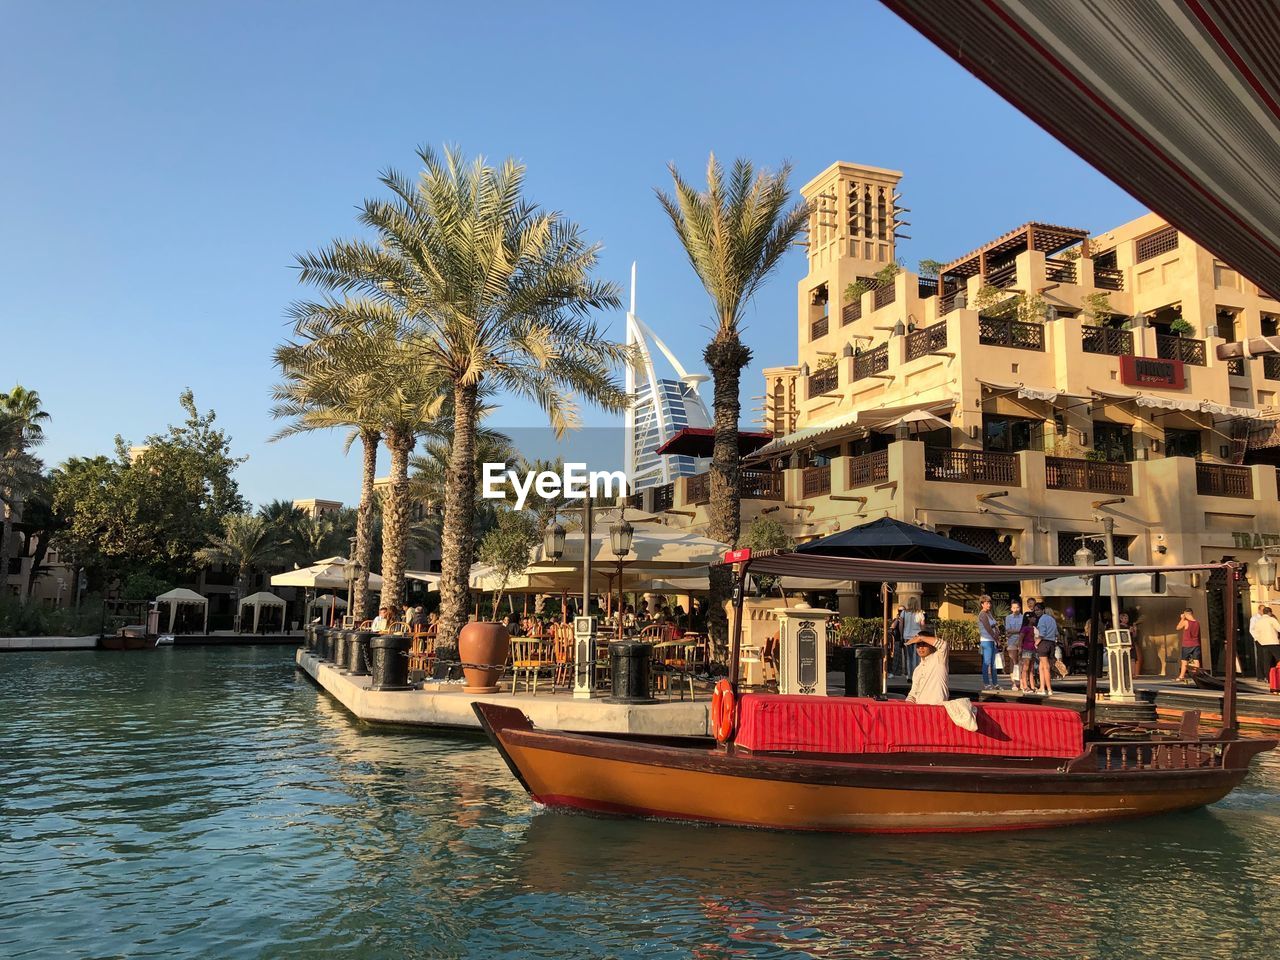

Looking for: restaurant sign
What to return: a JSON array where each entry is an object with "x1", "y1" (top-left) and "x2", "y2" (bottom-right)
[
  {"x1": 1231, "y1": 532, "x2": 1280, "y2": 549},
  {"x1": 1119, "y1": 355, "x2": 1185, "y2": 389}
]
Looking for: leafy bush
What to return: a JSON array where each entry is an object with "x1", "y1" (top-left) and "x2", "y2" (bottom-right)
[
  {"x1": 0, "y1": 596, "x2": 103, "y2": 637},
  {"x1": 934, "y1": 619, "x2": 979, "y2": 650},
  {"x1": 834, "y1": 615, "x2": 981, "y2": 651}
]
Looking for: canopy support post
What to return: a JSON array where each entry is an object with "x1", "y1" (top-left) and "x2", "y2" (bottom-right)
[
  {"x1": 1085, "y1": 574, "x2": 1101, "y2": 732},
  {"x1": 1224, "y1": 563, "x2": 1239, "y2": 737},
  {"x1": 729, "y1": 560, "x2": 750, "y2": 694},
  {"x1": 881, "y1": 582, "x2": 891, "y2": 695}
]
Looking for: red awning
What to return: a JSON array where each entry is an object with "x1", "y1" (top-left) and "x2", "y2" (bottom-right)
[{"x1": 655, "y1": 428, "x2": 774, "y2": 458}]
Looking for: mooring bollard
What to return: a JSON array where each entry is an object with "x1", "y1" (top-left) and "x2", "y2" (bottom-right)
[
  {"x1": 369, "y1": 634, "x2": 413, "y2": 690},
  {"x1": 333, "y1": 629, "x2": 352, "y2": 671},
  {"x1": 605, "y1": 639, "x2": 657, "y2": 704},
  {"x1": 847, "y1": 644, "x2": 885, "y2": 698},
  {"x1": 347, "y1": 629, "x2": 374, "y2": 677}
]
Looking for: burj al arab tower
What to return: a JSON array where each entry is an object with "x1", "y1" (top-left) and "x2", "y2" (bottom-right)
[{"x1": 624, "y1": 263, "x2": 712, "y2": 491}]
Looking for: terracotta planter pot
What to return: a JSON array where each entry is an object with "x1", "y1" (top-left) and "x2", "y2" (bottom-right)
[{"x1": 459, "y1": 621, "x2": 511, "y2": 693}]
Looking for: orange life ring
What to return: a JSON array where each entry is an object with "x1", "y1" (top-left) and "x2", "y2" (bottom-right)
[{"x1": 711, "y1": 678, "x2": 735, "y2": 743}]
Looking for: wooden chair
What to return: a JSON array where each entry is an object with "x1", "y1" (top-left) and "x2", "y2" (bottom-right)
[
  {"x1": 510, "y1": 636, "x2": 553, "y2": 695},
  {"x1": 551, "y1": 623, "x2": 575, "y2": 690},
  {"x1": 407, "y1": 624, "x2": 438, "y2": 678}
]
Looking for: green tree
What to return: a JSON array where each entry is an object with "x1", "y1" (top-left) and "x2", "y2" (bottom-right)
[
  {"x1": 296, "y1": 146, "x2": 629, "y2": 654},
  {"x1": 195, "y1": 513, "x2": 287, "y2": 602},
  {"x1": 739, "y1": 516, "x2": 794, "y2": 595},
  {"x1": 0, "y1": 386, "x2": 51, "y2": 595},
  {"x1": 477, "y1": 509, "x2": 541, "y2": 617},
  {"x1": 657, "y1": 155, "x2": 807, "y2": 649}
]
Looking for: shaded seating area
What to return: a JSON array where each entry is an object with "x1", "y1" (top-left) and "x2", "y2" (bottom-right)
[
  {"x1": 239, "y1": 591, "x2": 286, "y2": 634},
  {"x1": 155, "y1": 588, "x2": 209, "y2": 634}
]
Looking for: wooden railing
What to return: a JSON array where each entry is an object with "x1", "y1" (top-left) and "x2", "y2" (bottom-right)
[
  {"x1": 842, "y1": 299, "x2": 861, "y2": 325},
  {"x1": 925, "y1": 448, "x2": 1020, "y2": 485},
  {"x1": 741, "y1": 469, "x2": 785, "y2": 500},
  {"x1": 1045, "y1": 457, "x2": 1133, "y2": 495},
  {"x1": 807, "y1": 366, "x2": 838, "y2": 397},
  {"x1": 1264, "y1": 355, "x2": 1280, "y2": 381},
  {"x1": 978, "y1": 315, "x2": 1044, "y2": 351},
  {"x1": 1091, "y1": 740, "x2": 1225, "y2": 772},
  {"x1": 1156, "y1": 334, "x2": 1206, "y2": 366},
  {"x1": 1136, "y1": 226, "x2": 1178, "y2": 263},
  {"x1": 1093, "y1": 266, "x2": 1124, "y2": 291},
  {"x1": 1081, "y1": 324, "x2": 1133, "y2": 357},
  {"x1": 906, "y1": 320, "x2": 948, "y2": 361},
  {"x1": 1196, "y1": 463, "x2": 1252, "y2": 498},
  {"x1": 651, "y1": 482, "x2": 674, "y2": 513},
  {"x1": 940, "y1": 288, "x2": 962, "y2": 314},
  {"x1": 810, "y1": 315, "x2": 829, "y2": 340},
  {"x1": 853, "y1": 343, "x2": 889, "y2": 381},
  {"x1": 987, "y1": 261, "x2": 1017, "y2": 289},
  {"x1": 874, "y1": 283, "x2": 896, "y2": 309},
  {"x1": 1046, "y1": 258, "x2": 1076, "y2": 283},
  {"x1": 1227, "y1": 358, "x2": 1246, "y2": 376},
  {"x1": 848, "y1": 449, "x2": 889, "y2": 488},
  {"x1": 802, "y1": 465, "x2": 831, "y2": 498},
  {"x1": 686, "y1": 473, "x2": 710, "y2": 505}
]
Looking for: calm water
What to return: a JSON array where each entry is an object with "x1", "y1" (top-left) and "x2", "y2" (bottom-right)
[{"x1": 2, "y1": 647, "x2": 1279, "y2": 960}]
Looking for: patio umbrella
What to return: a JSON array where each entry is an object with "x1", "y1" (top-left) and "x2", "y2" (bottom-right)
[
  {"x1": 872, "y1": 409, "x2": 952, "y2": 435},
  {"x1": 796, "y1": 517, "x2": 991, "y2": 564},
  {"x1": 270, "y1": 556, "x2": 384, "y2": 590}
]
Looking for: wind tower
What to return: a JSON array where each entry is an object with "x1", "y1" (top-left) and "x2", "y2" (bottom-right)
[{"x1": 624, "y1": 263, "x2": 712, "y2": 491}]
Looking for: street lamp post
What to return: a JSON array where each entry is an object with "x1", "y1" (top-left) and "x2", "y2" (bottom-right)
[
  {"x1": 608, "y1": 509, "x2": 635, "y2": 642},
  {"x1": 1094, "y1": 506, "x2": 1135, "y2": 702}
]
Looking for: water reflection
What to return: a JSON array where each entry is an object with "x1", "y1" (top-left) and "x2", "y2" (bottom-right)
[{"x1": 1, "y1": 648, "x2": 1278, "y2": 960}]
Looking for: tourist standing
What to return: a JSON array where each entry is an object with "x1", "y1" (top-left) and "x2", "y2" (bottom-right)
[
  {"x1": 1019, "y1": 610, "x2": 1038, "y2": 693},
  {"x1": 900, "y1": 598, "x2": 925, "y2": 678},
  {"x1": 905, "y1": 628, "x2": 949, "y2": 705},
  {"x1": 1035, "y1": 602, "x2": 1059, "y2": 696},
  {"x1": 1004, "y1": 600, "x2": 1024, "y2": 690},
  {"x1": 1119, "y1": 611, "x2": 1141, "y2": 676},
  {"x1": 977, "y1": 595, "x2": 1000, "y2": 690},
  {"x1": 890, "y1": 606, "x2": 905, "y2": 676},
  {"x1": 1175, "y1": 608, "x2": 1201, "y2": 683},
  {"x1": 1249, "y1": 605, "x2": 1280, "y2": 682}
]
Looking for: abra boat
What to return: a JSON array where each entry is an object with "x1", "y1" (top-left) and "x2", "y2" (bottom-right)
[{"x1": 477, "y1": 552, "x2": 1277, "y2": 833}]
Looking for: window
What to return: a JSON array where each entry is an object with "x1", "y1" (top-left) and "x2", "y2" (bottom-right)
[
  {"x1": 1092, "y1": 421, "x2": 1134, "y2": 462},
  {"x1": 983, "y1": 414, "x2": 1038, "y2": 453},
  {"x1": 809, "y1": 445, "x2": 840, "y2": 467},
  {"x1": 1165, "y1": 428, "x2": 1202, "y2": 459}
]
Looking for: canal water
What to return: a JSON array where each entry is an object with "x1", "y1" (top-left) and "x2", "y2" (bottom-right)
[{"x1": 2, "y1": 647, "x2": 1278, "y2": 959}]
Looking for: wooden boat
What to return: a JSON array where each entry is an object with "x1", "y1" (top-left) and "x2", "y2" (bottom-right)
[{"x1": 477, "y1": 552, "x2": 1277, "y2": 833}]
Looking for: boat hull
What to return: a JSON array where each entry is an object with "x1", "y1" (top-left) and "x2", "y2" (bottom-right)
[{"x1": 475, "y1": 703, "x2": 1269, "y2": 833}]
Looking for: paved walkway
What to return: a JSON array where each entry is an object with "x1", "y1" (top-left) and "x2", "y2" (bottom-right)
[{"x1": 0, "y1": 636, "x2": 97, "y2": 651}]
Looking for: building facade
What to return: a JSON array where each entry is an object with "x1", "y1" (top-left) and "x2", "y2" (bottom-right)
[{"x1": 641, "y1": 161, "x2": 1280, "y2": 676}]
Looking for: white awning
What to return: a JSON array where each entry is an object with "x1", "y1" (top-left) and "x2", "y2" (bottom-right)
[
  {"x1": 978, "y1": 379, "x2": 1087, "y2": 404},
  {"x1": 750, "y1": 398, "x2": 955, "y2": 459},
  {"x1": 1093, "y1": 389, "x2": 1259, "y2": 420}
]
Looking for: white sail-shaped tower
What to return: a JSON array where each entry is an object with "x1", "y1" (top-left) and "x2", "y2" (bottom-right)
[{"x1": 624, "y1": 263, "x2": 713, "y2": 491}]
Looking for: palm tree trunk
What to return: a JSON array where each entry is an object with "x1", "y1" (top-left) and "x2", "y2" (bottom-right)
[
  {"x1": 704, "y1": 333, "x2": 751, "y2": 658},
  {"x1": 0, "y1": 500, "x2": 12, "y2": 603},
  {"x1": 438, "y1": 384, "x2": 479, "y2": 656},
  {"x1": 379, "y1": 429, "x2": 414, "y2": 610},
  {"x1": 352, "y1": 429, "x2": 379, "y2": 621}
]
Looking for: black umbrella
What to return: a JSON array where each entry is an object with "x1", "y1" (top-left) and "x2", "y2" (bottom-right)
[{"x1": 795, "y1": 517, "x2": 992, "y2": 565}]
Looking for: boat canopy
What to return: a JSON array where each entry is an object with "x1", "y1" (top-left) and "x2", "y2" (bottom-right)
[{"x1": 726, "y1": 550, "x2": 1231, "y2": 584}]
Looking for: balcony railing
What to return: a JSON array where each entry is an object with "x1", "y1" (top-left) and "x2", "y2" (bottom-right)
[
  {"x1": 874, "y1": 283, "x2": 896, "y2": 309},
  {"x1": 1094, "y1": 267, "x2": 1124, "y2": 291},
  {"x1": 848, "y1": 449, "x2": 889, "y2": 488},
  {"x1": 940, "y1": 288, "x2": 962, "y2": 314},
  {"x1": 853, "y1": 343, "x2": 889, "y2": 381},
  {"x1": 1196, "y1": 463, "x2": 1252, "y2": 498},
  {"x1": 810, "y1": 315, "x2": 829, "y2": 340},
  {"x1": 686, "y1": 473, "x2": 709, "y2": 506},
  {"x1": 1046, "y1": 258, "x2": 1077, "y2": 284},
  {"x1": 1227, "y1": 357, "x2": 1246, "y2": 376},
  {"x1": 1045, "y1": 457, "x2": 1133, "y2": 495},
  {"x1": 1155, "y1": 334, "x2": 1206, "y2": 366},
  {"x1": 906, "y1": 320, "x2": 948, "y2": 361},
  {"x1": 917, "y1": 277, "x2": 938, "y2": 299},
  {"x1": 1265, "y1": 355, "x2": 1280, "y2": 381},
  {"x1": 925, "y1": 448, "x2": 1021, "y2": 485},
  {"x1": 802, "y1": 464, "x2": 832, "y2": 498},
  {"x1": 978, "y1": 315, "x2": 1044, "y2": 351},
  {"x1": 1136, "y1": 226, "x2": 1178, "y2": 263},
  {"x1": 652, "y1": 482, "x2": 674, "y2": 513},
  {"x1": 1081, "y1": 324, "x2": 1133, "y2": 357},
  {"x1": 842, "y1": 299, "x2": 861, "y2": 325},
  {"x1": 808, "y1": 366, "x2": 839, "y2": 398},
  {"x1": 741, "y1": 469, "x2": 784, "y2": 501},
  {"x1": 987, "y1": 261, "x2": 1018, "y2": 289}
]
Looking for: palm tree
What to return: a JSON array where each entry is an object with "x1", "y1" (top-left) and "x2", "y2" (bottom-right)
[
  {"x1": 656, "y1": 155, "x2": 807, "y2": 649},
  {"x1": 0, "y1": 387, "x2": 51, "y2": 596},
  {"x1": 195, "y1": 513, "x2": 287, "y2": 606},
  {"x1": 296, "y1": 146, "x2": 630, "y2": 652},
  {"x1": 272, "y1": 305, "x2": 390, "y2": 621}
]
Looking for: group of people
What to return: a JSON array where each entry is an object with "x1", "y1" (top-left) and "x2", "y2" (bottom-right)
[
  {"x1": 982, "y1": 596, "x2": 1066, "y2": 696},
  {"x1": 369, "y1": 605, "x2": 434, "y2": 633}
]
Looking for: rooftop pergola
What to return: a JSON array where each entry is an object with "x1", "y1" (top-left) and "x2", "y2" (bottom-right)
[{"x1": 940, "y1": 222, "x2": 1090, "y2": 281}]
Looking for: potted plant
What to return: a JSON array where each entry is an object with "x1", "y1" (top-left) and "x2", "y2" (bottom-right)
[
  {"x1": 843, "y1": 279, "x2": 870, "y2": 304},
  {"x1": 464, "y1": 510, "x2": 538, "y2": 692},
  {"x1": 1169, "y1": 315, "x2": 1195, "y2": 338}
]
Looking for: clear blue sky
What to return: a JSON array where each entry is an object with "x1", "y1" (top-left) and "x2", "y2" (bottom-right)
[{"x1": 2, "y1": 0, "x2": 1146, "y2": 507}]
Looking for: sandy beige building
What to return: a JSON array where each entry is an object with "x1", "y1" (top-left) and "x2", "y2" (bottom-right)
[{"x1": 644, "y1": 161, "x2": 1280, "y2": 677}]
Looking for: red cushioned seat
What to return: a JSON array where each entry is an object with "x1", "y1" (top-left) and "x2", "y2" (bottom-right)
[{"x1": 734, "y1": 695, "x2": 1083, "y2": 759}]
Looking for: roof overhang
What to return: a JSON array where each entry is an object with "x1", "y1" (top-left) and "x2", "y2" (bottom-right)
[
  {"x1": 655, "y1": 427, "x2": 774, "y2": 458},
  {"x1": 880, "y1": 0, "x2": 1280, "y2": 298}
]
